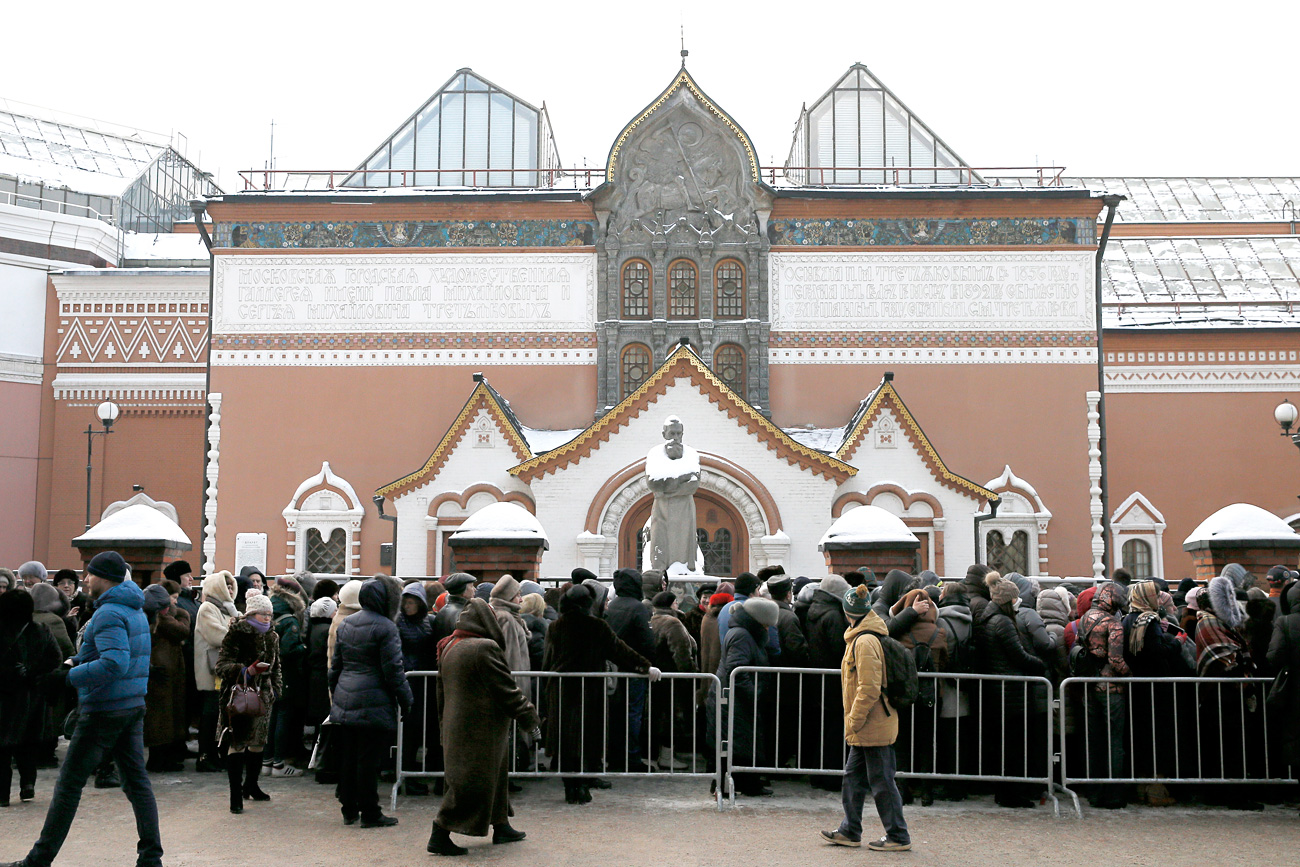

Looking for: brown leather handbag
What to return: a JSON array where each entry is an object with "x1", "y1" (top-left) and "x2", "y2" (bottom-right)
[{"x1": 227, "y1": 669, "x2": 265, "y2": 719}]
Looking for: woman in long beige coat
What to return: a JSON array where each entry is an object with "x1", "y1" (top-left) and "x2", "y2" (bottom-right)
[
  {"x1": 428, "y1": 598, "x2": 540, "y2": 856},
  {"x1": 194, "y1": 571, "x2": 237, "y2": 770}
]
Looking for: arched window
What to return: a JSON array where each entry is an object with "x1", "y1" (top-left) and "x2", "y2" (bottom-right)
[
  {"x1": 621, "y1": 259, "x2": 651, "y2": 319},
  {"x1": 1122, "y1": 539, "x2": 1154, "y2": 580},
  {"x1": 714, "y1": 344, "x2": 746, "y2": 399},
  {"x1": 306, "y1": 527, "x2": 347, "y2": 574},
  {"x1": 703, "y1": 528, "x2": 732, "y2": 576},
  {"x1": 986, "y1": 529, "x2": 1028, "y2": 576},
  {"x1": 621, "y1": 343, "x2": 652, "y2": 399},
  {"x1": 714, "y1": 259, "x2": 746, "y2": 319},
  {"x1": 668, "y1": 259, "x2": 698, "y2": 319}
]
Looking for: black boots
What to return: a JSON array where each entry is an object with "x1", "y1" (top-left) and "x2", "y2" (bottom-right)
[
  {"x1": 427, "y1": 825, "x2": 467, "y2": 857},
  {"x1": 492, "y1": 823, "x2": 526, "y2": 844},
  {"x1": 563, "y1": 780, "x2": 591, "y2": 804},
  {"x1": 227, "y1": 761, "x2": 243, "y2": 814},
  {"x1": 243, "y1": 752, "x2": 270, "y2": 802}
]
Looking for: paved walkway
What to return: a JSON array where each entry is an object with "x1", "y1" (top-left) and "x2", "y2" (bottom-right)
[{"x1": 2, "y1": 771, "x2": 1295, "y2": 866}]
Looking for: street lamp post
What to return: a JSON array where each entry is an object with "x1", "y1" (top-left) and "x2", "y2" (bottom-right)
[{"x1": 85, "y1": 400, "x2": 120, "y2": 531}]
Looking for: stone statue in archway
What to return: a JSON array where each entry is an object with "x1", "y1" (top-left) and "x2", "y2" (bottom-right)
[{"x1": 645, "y1": 415, "x2": 700, "y2": 574}]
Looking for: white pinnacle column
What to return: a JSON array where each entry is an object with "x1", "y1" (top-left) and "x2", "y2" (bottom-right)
[{"x1": 1086, "y1": 390, "x2": 1104, "y2": 580}]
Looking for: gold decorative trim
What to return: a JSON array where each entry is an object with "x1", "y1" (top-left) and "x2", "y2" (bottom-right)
[
  {"x1": 376, "y1": 382, "x2": 531, "y2": 498},
  {"x1": 606, "y1": 69, "x2": 760, "y2": 185},
  {"x1": 837, "y1": 381, "x2": 998, "y2": 502},
  {"x1": 510, "y1": 344, "x2": 854, "y2": 482}
]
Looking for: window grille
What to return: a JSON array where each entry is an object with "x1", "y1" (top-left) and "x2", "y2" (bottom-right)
[
  {"x1": 714, "y1": 260, "x2": 745, "y2": 319},
  {"x1": 701, "y1": 528, "x2": 733, "y2": 576},
  {"x1": 1122, "y1": 539, "x2": 1154, "y2": 580},
  {"x1": 306, "y1": 527, "x2": 347, "y2": 574},
  {"x1": 986, "y1": 529, "x2": 1028, "y2": 576},
  {"x1": 622, "y1": 260, "x2": 651, "y2": 319},
  {"x1": 714, "y1": 344, "x2": 746, "y2": 399},
  {"x1": 621, "y1": 343, "x2": 651, "y2": 399},
  {"x1": 668, "y1": 260, "x2": 698, "y2": 319}
]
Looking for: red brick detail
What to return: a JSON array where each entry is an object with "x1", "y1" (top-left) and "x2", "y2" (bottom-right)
[
  {"x1": 446, "y1": 541, "x2": 545, "y2": 584},
  {"x1": 427, "y1": 484, "x2": 535, "y2": 516},
  {"x1": 824, "y1": 546, "x2": 920, "y2": 576}
]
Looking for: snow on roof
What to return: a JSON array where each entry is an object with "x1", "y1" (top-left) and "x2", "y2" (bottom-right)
[
  {"x1": 1078, "y1": 178, "x2": 1300, "y2": 223},
  {"x1": 519, "y1": 427, "x2": 583, "y2": 456},
  {"x1": 74, "y1": 503, "x2": 192, "y2": 547},
  {"x1": 819, "y1": 505, "x2": 919, "y2": 548},
  {"x1": 451, "y1": 502, "x2": 549, "y2": 545},
  {"x1": 121, "y1": 232, "x2": 209, "y2": 261},
  {"x1": 1183, "y1": 503, "x2": 1300, "y2": 546},
  {"x1": 783, "y1": 426, "x2": 848, "y2": 453},
  {"x1": 0, "y1": 103, "x2": 165, "y2": 196}
]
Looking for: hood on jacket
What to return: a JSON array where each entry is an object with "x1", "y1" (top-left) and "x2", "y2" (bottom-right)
[
  {"x1": 1220, "y1": 563, "x2": 1251, "y2": 592},
  {"x1": 142, "y1": 583, "x2": 171, "y2": 615},
  {"x1": 1005, "y1": 573, "x2": 1036, "y2": 607},
  {"x1": 202, "y1": 571, "x2": 235, "y2": 606},
  {"x1": 359, "y1": 578, "x2": 394, "y2": 616},
  {"x1": 402, "y1": 581, "x2": 429, "y2": 607},
  {"x1": 581, "y1": 578, "x2": 609, "y2": 614},
  {"x1": 338, "y1": 579, "x2": 364, "y2": 613},
  {"x1": 377, "y1": 575, "x2": 403, "y2": 619},
  {"x1": 1036, "y1": 586, "x2": 1074, "y2": 627},
  {"x1": 98, "y1": 578, "x2": 145, "y2": 610},
  {"x1": 1207, "y1": 575, "x2": 1244, "y2": 628},
  {"x1": 1091, "y1": 581, "x2": 1127, "y2": 617},
  {"x1": 1076, "y1": 585, "x2": 1097, "y2": 618},
  {"x1": 269, "y1": 580, "x2": 306, "y2": 615},
  {"x1": 1282, "y1": 580, "x2": 1300, "y2": 616},
  {"x1": 963, "y1": 564, "x2": 993, "y2": 596},
  {"x1": 0, "y1": 587, "x2": 34, "y2": 626},
  {"x1": 233, "y1": 572, "x2": 253, "y2": 610},
  {"x1": 845, "y1": 608, "x2": 888, "y2": 642},
  {"x1": 890, "y1": 588, "x2": 936, "y2": 622},
  {"x1": 456, "y1": 597, "x2": 506, "y2": 649},
  {"x1": 730, "y1": 604, "x2": 767, "y2": 641},
  {"x1": 878, "y1": 570, "x2": 915, "y2": 609},
  {"x1": 29, "y1": 581, "x2": 64, "y2": 614},
  {"x1": 612, "y1": 568, "x2": 642, "y2": 599}
]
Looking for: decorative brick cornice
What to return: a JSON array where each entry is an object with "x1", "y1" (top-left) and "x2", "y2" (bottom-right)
[{"x1": 510, "y1": 345, "x2": 855, "y2": 483}]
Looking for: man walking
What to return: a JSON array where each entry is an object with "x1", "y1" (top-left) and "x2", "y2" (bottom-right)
[
  {"x1": 820, "y1": 583, "x2": 911, "y2": 852},
  {"x1": 4, "y1": 551, "x2": 162, "y2": 867}
]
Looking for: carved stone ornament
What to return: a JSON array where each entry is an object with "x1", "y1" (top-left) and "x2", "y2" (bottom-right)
[{"x1": 598, "y1": 80, "x2": 769, "y2": 244}]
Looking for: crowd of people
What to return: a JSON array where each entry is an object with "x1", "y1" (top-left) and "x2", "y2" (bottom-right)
[{"x1": 3, "y1": 554, "x2": 1300, "y2": 861}]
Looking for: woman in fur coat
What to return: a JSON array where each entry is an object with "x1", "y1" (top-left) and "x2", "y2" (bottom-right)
[
  {"x1": 428, "y1": 598, "x2": 540, "y2": 857},
  {"x1": 215, "y1": 591, "x2": 281, "y2": 814}
]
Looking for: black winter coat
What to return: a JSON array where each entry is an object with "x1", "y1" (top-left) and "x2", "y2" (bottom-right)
[
  {"x1": 397, "y1": 609, "x2": 436, "y2": 672},
  {"x1": 306, "y1": 616, "x2": 333, "y2": 726},
  {"x1": 1121, "y1": 615, "x2": 1190, "y2": 677},
  {"x1": 606, "y1": 587, "x2": 655, "y2": 667},
  {"x1": 432, "y1": 596, "x2": 468, "y2": 646},
  {"x1": 521, "y1": 613, "x2": 547, "y2": 672},
  {"x1": 974, "y1": 603, "x2": 1046, "y2": 678},
  {"x1": 0, "y1": 592, "x2": 61, "y2": 747},
  {"x1": 1267, "y1": 610, "x2": 1300, "y2": 765},
  {"x1": 709, "y1": 607, "x2": 769, "y2": 765},
  {"x1": 329, "y1": 579, "x2": 414, "y2": 730},
  {"x1": 805, "y1": 590, "x2": 849, "y2": 668}
]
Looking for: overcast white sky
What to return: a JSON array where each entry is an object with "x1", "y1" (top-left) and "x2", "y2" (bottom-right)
[{"x1": 4, "y1": 0, "x2": 1298, "y2": 191}]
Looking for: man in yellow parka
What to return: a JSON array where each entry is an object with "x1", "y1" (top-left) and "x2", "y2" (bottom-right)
[{"x1": 820, "y1": 582, "x2": 911, "y2": 852}]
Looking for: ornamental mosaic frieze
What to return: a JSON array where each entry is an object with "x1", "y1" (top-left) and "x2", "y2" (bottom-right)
[
  {"x1": 213, "y1": 219, "x2": 597, "y2": 249},
  {"x1": 768, "y1": 217, "x2": 1096, "y2": 247}
]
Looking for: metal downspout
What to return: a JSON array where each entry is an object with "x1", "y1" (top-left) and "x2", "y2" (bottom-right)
[{"x1": 1095, "y1": 194, "x2": 1123, "y2": 576}]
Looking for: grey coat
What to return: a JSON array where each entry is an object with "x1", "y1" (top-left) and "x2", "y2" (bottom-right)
[{"x1": 328, "y1": 579, "x2": 413, "y2": 730}]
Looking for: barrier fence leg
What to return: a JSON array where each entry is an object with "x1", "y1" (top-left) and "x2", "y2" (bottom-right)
[{"x1": 391, "y1": 702, "x2": 403, "y2": 813}]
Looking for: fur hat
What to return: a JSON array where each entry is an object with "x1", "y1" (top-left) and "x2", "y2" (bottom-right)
[
  {"x1": 1220, "y1": 563, "x2": 1251, "y2": 591},
  {"x1": 743, "y1": 597, "x2": 779, "y2": 627},
  {"x1": 571, "y1": 567, "x2": 598, "y2": 583},
  {"x1": 989, "y1": 579, "x2": 1020, "y2": 608},
  {"x1": 29, "y1": 582, "x2": 63, "y2": 613},
  {"x1": 708, "y1": 592, "x2": 733, "y2": 607},
  {"x1": 162, "y1": 560, "x2": 192, "y2": 582},
  {"x1": 17, "y1": 561, "x2": 47, "y2": 583},
  {"x1": 842, "y1": 583, "x2": 872, "y2": 616},
  {"x1": 309, "y1": 597, "x2": 337, "y2": 619},
  {"x1": 312, "y1": 578, "x2": 340, "y2": 601},
  {"x1": 1207, "y1": 576, "x2": 1244, "y2": 628},
  {"x1": 244, "y1": 592, "x2": 273, "y2": 617},
  {"x1": 490, "y1": 575, "x2": 521, "y2": 601}
]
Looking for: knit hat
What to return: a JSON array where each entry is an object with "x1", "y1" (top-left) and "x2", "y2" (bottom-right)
[
  {"x1": 338, "y1": 580, "x2": 363, "y2": 611},
  {"x1": 842, "y1": 583, "x2": 872, "y2": 616},
  {"x1": 708, "y1": 592, "x2": 733, "y2": 607},
  {"x1": 965, "y1": 564, "x2": 992, "y2": 585},
  {"x1": 309, "y1": 597, "x2": 337, "y2": 619},
  {"x1": 276, "y1": 575, "x2": 304, "y2": 595},
  {"x1": 652, "y1": 590, "x2": 677, "y2": 609},
  {"x1": 244, "y1": 592, "x2": 273, "y2": 617},
  {"x1": 312, "y1": 578, "x2": 340, "y2": 601},
  {"x1": 474, "y1": 582, "x2": 494, "y2": 601},
  {"x1": 734, "y1": 573, "x2": 760, "y2": 596},
  {"x1": 744, "y1": 597, "x2": 779, "y2": 627},
  {"x1": 443, "y1": 573, "x2": 475, "y2": 594},
  {"x1": 142, "y1": 583, "x2": 171, "y2": 614},
  {"x1": 491, "y1": 575, "x2": 521, "y2": 601},
  {"x1": 716, "y1": 581, "x2": 734, "y2": 596},
  {"x1": 990, "y1": 578, "x2": 1020, "y2": 608},
  {"x1": 87, "y1": 551, "x2": 130, "y2": 583},
  {"x1": 519, "y1": 580, "x2": 545, "y2": 598},
  {"x1": 1185, "y1": 586, "x2": 1205, "y2": 611},
  {"x1": 434, "y1": 591, "x2": 448, "y2": 612},
  {"x1": 162, "y1": 560, "x2": 192, "y2": 582},
  {"x1": 29, "y1": 582, "x2": 63, "y2": 613},
  {"x1": 53, "y1": 568, "x2": 79, "y2": 587}
]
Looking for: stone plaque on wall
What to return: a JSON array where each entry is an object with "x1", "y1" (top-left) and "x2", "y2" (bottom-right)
[
  {"x1": 769, "y1": 251, "x2": 1095, "y2": 332},
  {"x1": 213, "y1": 252, "x2": 596, "y2": 334},
  {"x1": 234, "y1": 532, "x2": 267, "y2": 575}
]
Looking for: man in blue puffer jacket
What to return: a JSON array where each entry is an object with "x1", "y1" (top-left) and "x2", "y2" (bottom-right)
[{"x1": 4, "y1": 551, "x2": 163, "y2": 867}]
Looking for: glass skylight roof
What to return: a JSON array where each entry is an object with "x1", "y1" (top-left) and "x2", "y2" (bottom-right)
[{"x1": 1077, "y1": 178, "x2": 1300, "y2": 223}]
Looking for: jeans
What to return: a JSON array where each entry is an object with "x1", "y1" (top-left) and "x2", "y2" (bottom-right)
[
  {"x1": 24, "y1": 706, "x2": 162, "y2": 867},
  {"x1": 268, "y1": 699, "x2": 304, "y2": 765},
  {"x1": 334, "y1": 724, "x2": 386, "y2": 820},
  {"x1": 839, "y1": 744, "x2": 909, "y2": 845}
]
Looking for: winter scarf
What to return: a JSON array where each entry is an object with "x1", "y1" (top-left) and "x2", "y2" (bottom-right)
[{"x1": 1127, "y1": 580, "x2": 1162, "y2": 656}]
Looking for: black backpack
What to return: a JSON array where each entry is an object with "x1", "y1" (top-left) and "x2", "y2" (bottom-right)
[
  {"x1": 851, "y1": 632, "x2": 919, "y2": 715},
  {"x1": 911, "y1": 630, "x2": 938, "y2": 709},
  {"x1": 1068, "y1": 616, "x2": 1105, "y2": 677}
]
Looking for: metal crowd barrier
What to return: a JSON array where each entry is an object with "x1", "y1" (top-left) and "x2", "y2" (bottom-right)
[
  {"x1": 1057, "y1": 676, "x2": 1297, "y2": 817},
  {"x1": 392, "y1": 670, "x2": 723, "y2": 811},
  {"x1": 724, "y1": 667, "x2": 1061, "y2": 815}
]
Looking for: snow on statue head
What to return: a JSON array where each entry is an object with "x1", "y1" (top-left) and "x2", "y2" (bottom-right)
[{"x1": 645, "y1": 415, "x2": 702, "y2": 575}]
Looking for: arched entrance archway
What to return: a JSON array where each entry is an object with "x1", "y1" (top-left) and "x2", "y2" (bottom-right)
[{"x1": 618, "y1": 489, "x2": 748, "y2": 576}]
